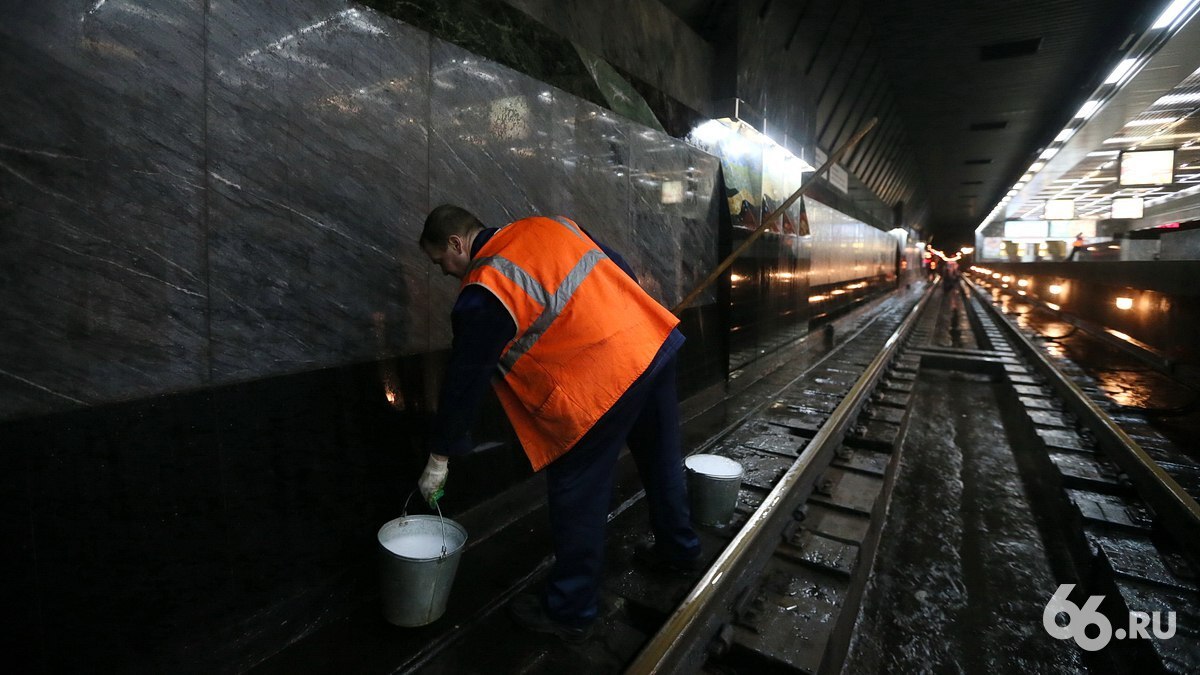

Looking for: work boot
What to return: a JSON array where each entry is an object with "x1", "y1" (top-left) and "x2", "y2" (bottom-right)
[
  {"x1": 633, "y1": 541, "x2": 704, "y2": 574},
  {"x1": 508, "y1": 593, "x2": 592, "y2": 643}
]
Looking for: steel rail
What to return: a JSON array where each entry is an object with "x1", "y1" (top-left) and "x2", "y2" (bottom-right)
[
  {"x1": 966, "y1": 278, "x2": 1200, "y2": 566},
  {"x1": 626, "y1": 286, "x2": 933, "y2": 674}
]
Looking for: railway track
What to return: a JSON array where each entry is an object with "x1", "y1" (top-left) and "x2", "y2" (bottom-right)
[
  {"x1": 253, "y1": 277, "x2": 1200, "y2": 674},
  {"x1": 963, "y1": 273, "x2": 1200, "y2": 674}
]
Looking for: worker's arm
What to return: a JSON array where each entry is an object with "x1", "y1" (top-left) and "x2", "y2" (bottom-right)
[
  {"x1": 420, "y1": 285, "x2": 514, "y2": 506},
  {"x1": 430, "y1": 285, "x2": 516, "y2": 457}
]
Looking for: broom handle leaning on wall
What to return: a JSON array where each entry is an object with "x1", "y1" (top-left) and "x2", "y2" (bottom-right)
[{"x1": 670, "y1": 117, "x2": 879, "y2": 317}]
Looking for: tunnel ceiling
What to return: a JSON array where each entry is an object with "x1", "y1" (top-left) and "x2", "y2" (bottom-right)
[{"x1": 662, "y1": 0, "x2": 1166, "y2": 245}]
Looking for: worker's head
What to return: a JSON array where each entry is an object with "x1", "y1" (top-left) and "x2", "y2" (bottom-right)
[{"x1": 420, "y1": 204, "x2": 484, "y2": 279}]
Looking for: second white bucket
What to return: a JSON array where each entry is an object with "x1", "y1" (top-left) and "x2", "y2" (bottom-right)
[{"x1": 685, "y1": 454, "x2": 743, "y2": 527}]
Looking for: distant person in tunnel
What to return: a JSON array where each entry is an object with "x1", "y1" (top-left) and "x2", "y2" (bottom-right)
[
  {"x1": 940, "y1": 259, "x2": 960, "y2": 289},
  {"x1": 1066, "y1": 232, "x2": 1085, "y2": 261},
  {"x1": 417, "y1": 204, "x2": 701, "y2": 642}
]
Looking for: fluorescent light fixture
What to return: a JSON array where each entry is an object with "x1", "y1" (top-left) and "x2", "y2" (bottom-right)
[
  {"x1": 1104, "y1": 136, "x2": 1150, "y2": 143},
  {"x1": 1040, "y1": 147, "x2": 1059, "y2": 160},
  {"x1": 1154, "y1": 91, "x2": 1200, "y2": 106},
  {"x1": 1075, "y1": 100, "x2": 1101, "y2": 119},
  {"x1": 690, "y1": 119, "x2": 729, "y2": 144},
  {"x1": 1030, "y1": 162, "x2": 1046, "y2": 172},
  {"x1": 1088, "y1": 150, "x2": 1120, "y2": 157},
  {"x1": 1055, "y1": 128, "x2": 1076, "y2": 142},
  {"x1": 1153, "y1": 0, "x2": 1193, "y2": 28},
  {"x1": 1105, "y1": 59, "x2": 1138, "y2": 84},
  {"x1": 1125, "y1": 117, "x2": 1179, "y2": 127}
]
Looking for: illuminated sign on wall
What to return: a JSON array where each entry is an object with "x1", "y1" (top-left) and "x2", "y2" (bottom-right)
[
  {"x1": 1003, "y1": 220, "x2": 1049, "y2": 239},
  {"x1": 660, "y1": 180, "x2": 684, "y2": 204},
  {"x1": 1119, "y1": 149, "x2": 1175, "y2": 186},
  {"x1": 1111, "y1": 196, "x2": 1144, "y2": 219},
  {"x1": 1045, "y1": 199, "x2": 1075, "y2": 220},
  {"x1": 1048, "y1": 220, "x2": 1097, "y2": 238}
]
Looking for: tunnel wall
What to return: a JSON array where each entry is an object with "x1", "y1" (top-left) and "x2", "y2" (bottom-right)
[
  {"x1": 0, "y1": 1, "x2": 723, "y2": 424},
  {"x1": 976, "y1": 262, "x2": 1200, "y2": 365}
]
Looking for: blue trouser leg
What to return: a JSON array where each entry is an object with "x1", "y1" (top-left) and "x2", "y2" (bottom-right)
[
  {"x1": 542, "y1": 353, "x2": 699, "y2": 625},
  {"x1": 626, "y1": 355, "x2": 701, "y2": 559},
  {"x1": 542, "y1": 428, "x2": 624, "y2": 627}
]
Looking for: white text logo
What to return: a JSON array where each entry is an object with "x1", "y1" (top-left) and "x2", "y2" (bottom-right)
[{"x1": 1043, "y1": 584, "x2": 1176, "y2": 651}]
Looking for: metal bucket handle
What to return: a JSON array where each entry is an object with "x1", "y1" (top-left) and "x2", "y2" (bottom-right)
[{"x1": 402, "y1": 491, "x2": 449, "y2": 558}]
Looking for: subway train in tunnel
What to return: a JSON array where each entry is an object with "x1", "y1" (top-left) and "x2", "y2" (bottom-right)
[{"x1": 0, "y1": 3, "x2": 927, "y2": 672}]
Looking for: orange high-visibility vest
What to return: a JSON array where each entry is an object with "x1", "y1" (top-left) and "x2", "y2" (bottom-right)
[{"x1": 461, "y1": 216, "x2": 679, "y2": 471}]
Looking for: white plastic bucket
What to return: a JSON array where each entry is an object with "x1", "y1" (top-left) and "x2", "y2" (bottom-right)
[{"x1": 685, "y1": 454, "x2": 743, "y2": 527}]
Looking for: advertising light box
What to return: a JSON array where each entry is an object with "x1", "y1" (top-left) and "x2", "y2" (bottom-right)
[
  {"x1": 1044, "y1": 199, "x2": 1075, "y2": 220},
  {"x1": 1111, "y1": 196, "x2": 1144, "y2": 219},
  {"x1": 1119, "y1": 149, "x2": 1175, "y2": 186},
  {"x1": 1003, "y1": 220, "x2": 1049, "y2": 239},
  {"x1": 1048, "y1": 220, "x2": 1097, "y2": 238}
]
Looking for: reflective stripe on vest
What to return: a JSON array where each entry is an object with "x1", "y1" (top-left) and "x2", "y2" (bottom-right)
[
  {"x1": 466, "y1": 254, "x2": 548, "y2": 309},
  {"x1": 468, "y1": 219, "x2": 607, "y2": 374},
  {"x1": 552, "y1": 215, "x2": 587, "y2": 241},
  {"x1": 499, "y1": 248, "x2": 605, "y2": 374}
]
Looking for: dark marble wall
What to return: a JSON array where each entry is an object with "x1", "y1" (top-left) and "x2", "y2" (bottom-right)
[
  {"x1": 0, "y1": 1, "x2": 722, "y2": 423},
  {"x1": 0, "y1": 353, "x2": 541, "y2": 672},
  {"x1": 1, "y1": 1, "x2": 210, "y2": 421},
  {"x1": 503, "y1": 0, "x2": 713, "y2": 114}
]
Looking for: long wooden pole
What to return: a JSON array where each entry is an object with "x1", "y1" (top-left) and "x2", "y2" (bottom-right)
[{"x1": 671, "y1": 117, "x2": 879, "y2": 316}]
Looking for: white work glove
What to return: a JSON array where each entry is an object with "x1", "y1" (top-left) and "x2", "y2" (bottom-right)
[{"x1": 418, "y1": 454, "x2": 449, "y2": 507}]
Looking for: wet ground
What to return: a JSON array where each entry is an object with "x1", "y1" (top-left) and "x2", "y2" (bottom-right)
[{"x1": 845, "y1": 369, "x2": 1085, "y2": 674}]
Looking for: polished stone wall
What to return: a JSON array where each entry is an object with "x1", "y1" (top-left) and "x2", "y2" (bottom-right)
[
  {"x1": 503, "y1": 0, "x2": 713, "y2": 113},
  {"x1": 0, "y1": 0, "x2": 722, "y2": 423}
]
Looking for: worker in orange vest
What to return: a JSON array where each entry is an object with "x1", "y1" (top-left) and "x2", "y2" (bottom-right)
[
  {"x1": 1067, "y1": 232, "x2": 1085, "y2": 261},
  {"x1": 418, "y1": 205, "x2": 701, "y2": 641}
]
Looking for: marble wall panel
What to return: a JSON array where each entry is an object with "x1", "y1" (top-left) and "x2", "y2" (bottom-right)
[
  {"x1": 427, "y1": 38, "x2": 577, "y2": 342},
  {"x1": 0, "y1": 1, "x2": 208, "y2": 421},
  {"x1": 503, "y1": 0, "x2": 713, "y2": 113},
  {"x1": 559, "y1": 101, "x2": 632, "y2": 261},
  {"x1": 626, "y1": 130, "x2": 720, "y2": 307},
  {"x1": 206, "y1": 2, "x2": 430, "y2": 383},
  {"x1": 679, "y1": 146, "x2": 722, "y2": 306},
  {"x1": 1, "y1": 0, "x2": 728, "y2": 422}
]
